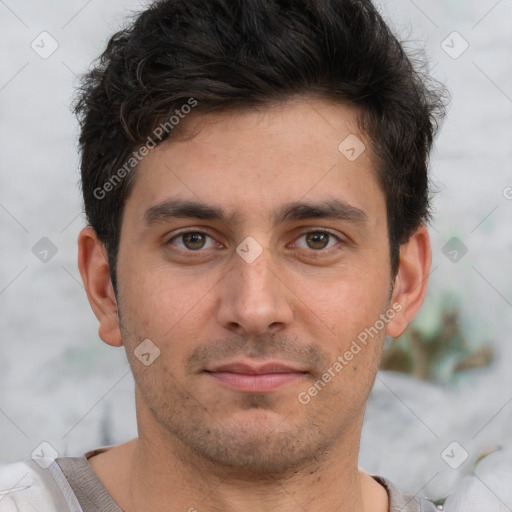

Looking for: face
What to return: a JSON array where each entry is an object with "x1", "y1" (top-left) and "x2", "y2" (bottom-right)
[{"x1": 109, "y1": 96, "x2": 400, "y2": 474}]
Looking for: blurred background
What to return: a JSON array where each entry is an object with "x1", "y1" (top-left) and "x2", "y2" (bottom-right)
[{"x1": 0, "y1": 0, "x2": 511, "y2": 502}]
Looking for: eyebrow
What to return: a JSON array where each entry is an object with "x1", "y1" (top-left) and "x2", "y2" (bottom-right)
[{"x1": 143, "y1": 198, "x2": 369, "y2": 227}]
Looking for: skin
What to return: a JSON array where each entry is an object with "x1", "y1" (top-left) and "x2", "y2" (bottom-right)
[{"x1": 78, "y1": 95, "x2": 431, "y2": 512}]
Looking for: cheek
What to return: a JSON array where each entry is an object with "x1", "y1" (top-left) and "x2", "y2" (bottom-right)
[
  {"x1": 302, "y1": 267, "x2": 390, "y2": 339},
  {"x1": 117, "y1": 259, "x2": 219, "y2": 352}
]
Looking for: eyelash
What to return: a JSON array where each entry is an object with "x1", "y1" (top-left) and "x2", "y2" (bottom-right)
[{"x1": 166, "y1": 229, "x2": 344, "y2": 256}]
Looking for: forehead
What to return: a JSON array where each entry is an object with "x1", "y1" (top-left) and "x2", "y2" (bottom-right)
[{"x1": 124, "y1": 96, "x2": 385, "y2": 227}]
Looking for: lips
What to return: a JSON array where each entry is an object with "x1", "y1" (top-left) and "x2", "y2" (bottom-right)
[
  {"x1": 204, "y1": 360, "x2": 307, "y2": 393},
  {"x1": 209, "y1": 362, "x2": 304, "y2": 374}
]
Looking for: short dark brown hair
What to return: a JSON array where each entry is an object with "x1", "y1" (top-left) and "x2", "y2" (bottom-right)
[{"x1": 74, "y1": 0, "x2": 447, "y2": 294}]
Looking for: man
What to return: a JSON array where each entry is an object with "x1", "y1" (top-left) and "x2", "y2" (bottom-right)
[{"x1": 0, "y1": 0, "x2": 449, "y2": 510}]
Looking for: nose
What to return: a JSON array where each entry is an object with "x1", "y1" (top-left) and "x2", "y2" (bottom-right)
[{"x1": 216, "y1": 244, "x2": 294, "y2": 336}]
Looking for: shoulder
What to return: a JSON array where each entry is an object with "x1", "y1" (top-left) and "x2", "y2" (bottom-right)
[
  {"x1": 0, "y1": 458, "x2": 82, "y2": 512},
  {"x1": 373, "y1": 446, "x2": 512, "y2": 512},
  {"x1": 442, "y1": 446, "x2": 512, "y2": 512},
  {"x1": 372, "y1": 475, "x2": 439, "y2": 512}
]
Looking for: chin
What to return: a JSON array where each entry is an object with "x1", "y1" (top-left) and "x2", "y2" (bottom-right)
[{"x1": 164, "y1": 411, "x2": 335, "y2": 476}]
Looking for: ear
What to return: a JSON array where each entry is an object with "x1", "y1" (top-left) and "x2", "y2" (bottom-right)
[
  {"x1": 77, "y1": 226, "x2": 123, "y2": 347},
  {"x1": 386, "y1": 224, "x2": 432, "y2": 338}
]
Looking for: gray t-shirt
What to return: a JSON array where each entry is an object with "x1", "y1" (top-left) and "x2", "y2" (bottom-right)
[{"x1": 55, "y1": 449, "x2": 439, "y2": 512}]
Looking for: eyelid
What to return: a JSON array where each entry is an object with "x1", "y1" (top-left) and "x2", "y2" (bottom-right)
[
  {"x1": 290, "y1": 228, "x2": 344, "y2": 251},
  {"x1": 166, "y1": 228, "x2": 222, "y2": 251},
  {"x1": 166, "y1": 227, "x2": 344, "y2": 254}
]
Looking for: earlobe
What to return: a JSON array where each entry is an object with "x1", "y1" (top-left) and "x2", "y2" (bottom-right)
[
  {"x1": 77, "y1": 226, "x2": 123, "y2": 347},
  {"x1": 386, "y1": 224, "x2": 432, "y2": 339}
]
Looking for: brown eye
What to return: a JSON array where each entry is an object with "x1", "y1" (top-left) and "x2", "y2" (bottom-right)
[
  {"x1": 305, "y1": 232, "x2": 330, "y2": 250},
  {"x1": 168, "y1": 231, "x2": 217, "y2": 251},
  {"x1": 294, "y1": 230, "x2": 341, "y2": 252},
  {"x1": 182, "y1": 232, "x2": 207, "y2": 250}
]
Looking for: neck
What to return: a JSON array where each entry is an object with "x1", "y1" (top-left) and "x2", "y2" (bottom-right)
[{"x1": 90, "y1": 425, "x2": 388, "y2": 512}]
